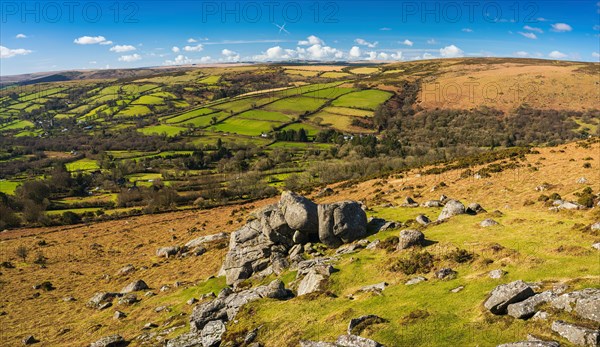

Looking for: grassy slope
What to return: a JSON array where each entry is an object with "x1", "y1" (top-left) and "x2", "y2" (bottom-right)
[{"x1": 0, "y1": 140, "x2": 598, "y2": 346}]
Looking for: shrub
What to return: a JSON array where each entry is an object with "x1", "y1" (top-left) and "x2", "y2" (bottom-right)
[
  {"x1": 377, "y1": 236, "x2": 399, "y2": 253},
  {"x1": 16, "y1": 245, "x2": 28, "y2": 262},
  {"x1": 583, "y1": 162, "x2": 592, "y2": 169},
  {"x1": 444, "y1": 248, "x2": 474, "y2": 263},
  {"x1": 61, "y1": 211, "x2": 82, "y2": 225},
  {"x1": 537, "y1": 194, "x2": 549, "y2": 202},
  {"x1": 549, "y1": 193, "x2": 562, "y2": 201},
  {"x1": 389, "y1": 251, "x2": 434, "y2": 275}
]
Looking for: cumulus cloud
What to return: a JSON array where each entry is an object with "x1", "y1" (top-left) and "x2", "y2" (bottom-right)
[
  {"x1": 349, "y1": 46, "x2": 362, "y2": 58},
  {"x1": 221, "y1": 49, "x2": 240, "y2": 61},
  {"x1": 401, "y1": 39, "x2": 413, "y2": 47},
  {"x1": 514, "y1": 51, "x2": 529, "y2": 57},
  {"x1": 355, "y1": 38, "x2": 378, "y2": 48},
  {"x1": 305, "y1": 44, "x2": 344, "y2": 59},
  {"x1": 548, "y1": 50, "x2": 567, "y2": 59},
  {"x1": 183, "y1": 44, "x2": 204, "y2": 52},
  {"x1": 462, "y1": 28, "x2": 473, "y2": 33},
  {"x1": 423, "y1": 53, "x2": 435, "y2": 59},
  {"x1": 439, "y1": 45, "x2": 464, "y2": 58},
  {"x1": 74, "y1": 36, "x2": 112, "y2": 45},
  {"x1": 16, "y1": 34, "x2": 27, "y2": 39},
  {"x1": 551, "y1": 23, "x2": 572, "y2": 32},
  {"x1": 519, "y1": 32, "x2": 537, "y2": 39},
  {"x1": 0, "y1": 46, "x2": 32, "y2": 58},
  {"x1": 118, "y1": 53, "x2": 142, "y2": 62},
  {"x1": 253, "y1": 46, "x2": 298, "y2": 61},
  {"x1": 298, "y1": 35, "x2": 324, "y2": 46},
  {"x1": 524, "y1": 25, "x2": 544, "y2": 33},
  {"x1": 172, "y1": 46, "x2": 180, "y2": 53},
  {"x1": 187, "y1": 38, "x2": 197, "y2": 43},
  {"x1": 164, "y1": 55, "x2": 194, "y2": 65},
  {"x1": 110, "y1": 45, "x2": 136, "y2": 53}
]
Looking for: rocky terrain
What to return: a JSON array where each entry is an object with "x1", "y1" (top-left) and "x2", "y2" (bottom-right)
[{"x1": 0, "y1": 139, "x2": 599, "y2": 346}]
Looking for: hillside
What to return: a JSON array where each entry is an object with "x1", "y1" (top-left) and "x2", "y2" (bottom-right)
[{"x1": 0, "y1": 138, "x2": 598, "y2": 346}]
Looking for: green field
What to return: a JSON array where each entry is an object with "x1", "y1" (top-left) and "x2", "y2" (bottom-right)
[
  {"x1": 264, "y1": 96, "x2": 328, "y2": 115},
  {"x1": 303, "y1": 87, "x2": 356, "y2": 99},
  {"x1": 310, "y1": 111, "x2": 353, "y2": 131},
  {"x1": 279, "y1": 122, "x2": 322, "y2": 136},
  {"x1": 166, "y1": 108, "x2": 216, "y2": 124},
  {"x1": 323, "y1": 106, "x2": 374, "y2": 117},
  {"x1": 0, "y1": 180, "x2": 20, "y2": 194},
  {"x1": 0, "y1": 120, "x2": 35, "y2": 132},
  {"x1": 132, "y1": 95, "x2": 165, "y2": 105},
  {"x1": 236, "y1": 110, "x2": 294, "y2": 122},
  {"x1": 65, "y1": 158, "x2": 100, "y2": 172},
  {"x1": 138, "y1": 125, "x2": 187, "y2": 137},
  {"x1": 320, "y1": 71, "x2": 352, "y2": 78},
  {"x1": 211, "y1": 97, "x2": 272, "y2": 114},
  {"x1": 212, "y1": 118, "x2": 279, "y2": 136},
  {"x1": 199, "y1": 75, "x2": 221, "y2": 84},
  {"x1": 332, "y1": 89, "x2": 393, "y2": 110},
  {"x1": 116, "y1": 105, "x2": 152, "y2": 117}
]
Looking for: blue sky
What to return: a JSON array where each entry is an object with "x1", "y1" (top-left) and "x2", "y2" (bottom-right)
[{"x1": 1, "y1": 0, "x2": 599, "y2": 75}]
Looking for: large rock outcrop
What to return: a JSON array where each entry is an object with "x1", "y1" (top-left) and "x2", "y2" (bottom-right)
[
  {"x1": 223, "y1": 192, "x2": 369, "y2": 285},
  {"x1": 484, "y1": 280, "x2": 535, "y2": 315}
]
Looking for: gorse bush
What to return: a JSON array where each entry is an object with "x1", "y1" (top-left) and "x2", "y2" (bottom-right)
[{"x1": 389, "y1": 251, "x2": 434, "y2": 275}]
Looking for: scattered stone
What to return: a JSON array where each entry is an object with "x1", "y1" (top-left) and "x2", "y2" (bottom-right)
[
  {"x1": 497, "y1": 340, "x2": 559, "y2": 347},
  {"x1": 438, "y1": 200, "x2": 466, "y2": 220},
  {"x1": 551, "y1": 320, "x2": 599, "y2": 346},
  {"x1": 22, "y1": 335, "x2": 38, "y2": 345},
  {"x1": 405, "y1": 276, "x2": 427, "y2": 285},
  {"x1": 358, "y1": 282, "x2": 388, "y2": 294},
  {"x1": 575, "y1": 292, "x2": 600, "y2": 323},
  {"x1": 336, "y1": 334, "x2": 383, "y2": 347},
  {"x1": 117, "y1": 294, "x2": 138, "y2": 305},
  {"x1": 435, "y1": 268, "x2": 457, "y2": 280},
  {"x1": 555, "y1": 201, "x2": 585, "y2": 211},
  {"x1": 551, "y1": 288, "x2": 600, "y2": 318},
  {"x1": 98, "y1": 302, "x2": 112, "y2": 310},
  {"x1": 416, "y1": 214, "x2": 431, "y2": 226},
  {"x1": 591, "y1": 222, "x2": 600, "y2": 231},
  {"x1": 187, "y1": 298, "x2": 198, "y2": 305},
  {"x1": 299, "y1": 341, "x2": 337, "y2": 347},
  {"x1": 484, "y1": 280, "x2": 535, "y2": 315},
  {"x1": 577, "y1": 177, "x2": 588, "y2": 184},
  {"x1": 156, "y1": 246, "x2": 179, "y2": 258},
  {"x1": 154, "y1": 306, "x2": 169, "y2": 313},
  {"x1": 89, "y1": 334, "x2": 125, "y2": 347},
  {"x1": 113, "y1": 311, "x2": 126, "y2": 319},
  {"x1": 144, "y1": 291, "x2": 155, "y2": 297},
  {"x1": 367, "y1": 218, "x2": 398, "y2": 233},
  {"x1": 143, "y1": 322, "x2": 158, "y2": 330},
  {"x1": 87, "y1": 292, "x2": 121, "y2": 309},
  {"x1": 347, "y1": 315, "x2": 385, "y2": 335},
  {"x1": 421, "y1": 200, "x2": 442, "y2": 208},
  {"x1": 450, "y1": 286, "x2": 464, "y2": 293},
  {"x1": 63, "y1": 296, "x2": 76, "y2": 302},
  {"x1": 507, "y1": 291, "x2": 556, "y2": 319},
  {"x1": 121, "y1": 279, "x2": 149, "y2": 293},
  {"x1": 466, "y1": 203, "x2": 486, "y2": 214},
  {"x1": 481, "y1": 219, "x2": 500, "y2": 227},
  {"x1": 185, "y1": 232, "x2": 229, "y2": 249},
  {"x1": 366, "y1": 239, "x2": 380, "y2": 249},
  {"x1": 298, "y1": 270, "x2": 329, "y2": 296},
  {"x1": 489, "y1": 269, "x2": 506, "y2": 279},
  {"x1": 117, "y1": 264, "x2": 135, "y2": 276},
  {"x1": 532, "y1": 311, "x2": 550, "y2": 321},
  {"x1": 397, "y1": 229, "x2": 425, "y2": 250},
  {"x1": 160, "y1": 285, "x2": 170, "y2": 292},
  {"x1": 244, "y1": 328, "x2": 259, "y2": 344},
  {"x1": 592, "y1": 243, "x2": 600, "y2": 251},
  {"x1": 401, "y1": 197, "x2": 419, "y2": 207}
]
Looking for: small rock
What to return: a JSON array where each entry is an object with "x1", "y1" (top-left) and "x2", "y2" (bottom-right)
[
  {"x1": 435, "y1": 268, "x2": 457, "y2": 280},
  {"x1": 142, "y1": 322, "x2": 158, "y2": 330},
  {"x1": 397, "y1": 229, "x2": 425, "y2": 250},
  {"x1": 489, "y1": 269, "x2": 506, "y2": 279},
  {"x1": 577, "y1": 177, "x2": 588, "y2": 184},
  {"x1": 416, "y1": 214, "x2": 431, "y2": 226},
  {"x1": 450, "y1": 286, "x2": 464, "y2": 293},
  {"x1": 160, "y1": 285, "x2": 170, "y2": 292},
  {"x1": 466, "y1": 203, "x2": 486, "y2": 214},
  {"x1": 156, "y1": 246, "x2": 179, "y2": 258},
  {"x1": 438, "y1": 200, "x2": 466, "y2": 220},
  {"x1": 117, "y1": 264, "x2": 135, "y2": 276},
  {"x1": 187, "y1": 298, "x2": 198, "y2": 305},
  {"x1": 484, "y1": 280, "x2": 535, "y2": 315},
  {"x1": 121, "y1": 280, "x2": 149, "y2": 293},
  {"x1": 358, "y1": 282, "x2": 388, "y2": 293},
  {"x1": 532, "y1": 311, "x2": 550, "y2": 321},
  {"x1": 154, "y1": 306, "x2": 168, "y2": 313},
  {"x1": 507, "y1": 291, "x2": 556, "y2": 319},
  {"x1": 62, "y1": 296, "x2": 76, "y2": 302},
  {"x1": 200, "y1": 320, "x2": 226, "y2": 347},
  {"x1": 117, "y1": 294, "x2": 138, "y2": 305},
  {"x1": 592, "y1": 243, "x2": 600, "y2": 251},
  {"x1": 336, "y1": 334, "x2": 383, "y2": 347},
  {"x1": 347, "y1": 315, "x2": 385, "y2": 335},
  {"x1": 113, "y1": 311, "x2": 127, "y2": 319},
  {"x1": 405, "y1": 276, "x2": 427, "y2": 285},
  {"x1": 22, "y1": 335, "x2": 38, "y2": 345},
  {"x1": 89, "y1": 334, "x2": 125, "y2": 347},
  {"x1": 481, "y1": 219, "x2": 499, "y2": 227},
  {"x1": 591, "y1": 222, "x2": 600, "y2": 232}
]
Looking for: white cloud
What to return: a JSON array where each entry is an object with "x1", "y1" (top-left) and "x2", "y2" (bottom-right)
[
  {"x1": 518, "y1": 32, "x2": 537, "y2": 39},
  {"x1": 349, "y1": 46, "x2": 362, "y2": 58},
  {"x1": 253, "y1": 46, "x2": 298, "y2": 61},
  {"x1": 379, "y1": 27, "x2": 391, "y2": 31},
  {"x1": 355, "y1": 38, "x2": 378, "y2": 48},
  {"x1": 401, "y1": 39, "x2": 413, "y2": 47},
  {"x1": 514, "y1": 51, "x2": 529, "y2": 57},
  {"x1": 524, "y1": 25, "x2": 544, "y2": 33},
  {"x1": 536, "y1": 17, "x2": 549, "y2": 22},
  {"x1": 592, "y1": 52, "x2": 600, "y2": 59},
  {"x1": 16, "y1": 34, "x2": 27, "y2": 39},
  {"x1": 423, "y1": 53, "x2": 435, "y2": 59},
  {"x1": 74, "y1": 36, "x2": 112, "y2": 45},
  {"x1": 172, "y1": 46, "x2": 180, "y2": 53},
  {"x1": 298, "y1": 35, "x2": 324, "y2": 46},
  {"x1": 427, "y1": 39, "x2": 437, "y2": 45},
  {"x1": 0, "y1": 46, "x2": 32, "y2": 58},
  {"x1": 548, "y1": 51, "x2": 567, "y2": 59},
  {"x1": 439, "y1": 45, "x2": 464, "y2": 58},
  {"x1": 551, "y1": 23, "x2": 572, "y2": 32},
  {"x1": 183, "y1": 44, "x2": 204, "y2": 52},
  {"x1": 305, "y1": 44, "x2": 343, "y2": 60},
  {"x1": 462, "y1": 28, "x2": 473, "y2": 33},
  {"x1": 118, "y1": 53, "x2": 142, "y2": 62},
  {"x1": 187, "y1": 38, "x2": 197, "y2": 43},
  {"x1": 221, "y1": 49, "x2": 240, "y2": 61},
  {"x1": 110, "y1": 45, "x2": 136, "y2": 53},
  {"x1": 164, "y1": 55, "x2": 194, "y2": 65}
]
